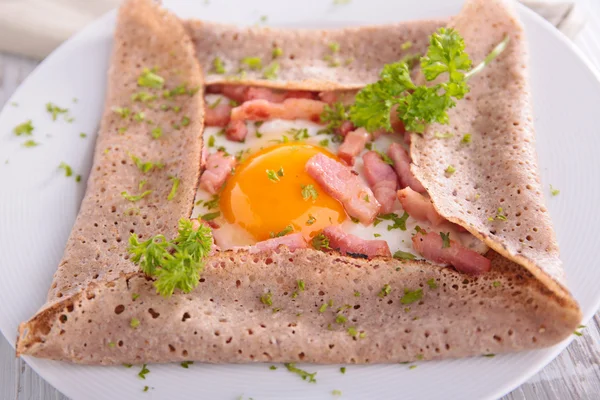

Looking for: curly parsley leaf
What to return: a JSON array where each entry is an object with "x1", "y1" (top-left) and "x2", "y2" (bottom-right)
[
  {"x1": 400, "y1": 288, "x2": 423, "y2": 304},
  {"x1": 312, "y1": 233, "x2": 331, "y2": 251},
  {"x1": 13, "y1": 120, "x2": 34, "y2": 136},
  {"x1": 128, "y1": 219, "x2": 212, "y2": 297},
  {"x1": 301, "y1": 184, "x2": 318, "y2": 202}
]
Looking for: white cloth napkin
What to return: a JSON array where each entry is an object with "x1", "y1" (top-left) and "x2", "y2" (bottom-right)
[{"x1": 0, "y1": 0, "x2": 586, "y2": 60}]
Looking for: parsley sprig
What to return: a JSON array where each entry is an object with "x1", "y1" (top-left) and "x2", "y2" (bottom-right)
[
  {"x1": 128, "y1": 219, "x2": 212, "y2": 297},
  {"x1": 350, "y1": 28, "x2": 508, "y2": 133}
]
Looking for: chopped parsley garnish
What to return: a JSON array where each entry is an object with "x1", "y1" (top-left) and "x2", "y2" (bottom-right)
[
  {"x1": 132, "y1": 293, "x2": 140, "y2": 300},
  {"x1": 335, "y1": 315, "x2": 347, "y2": 324},
  {"x1": 59, "y1": 162, "x2": 73, "y2": 177},
  {"x1": 272, "y1": 47, "x2": 283, "y2": 58},
  {"x1": 134, "y1": 112, "x2": 145, "y2": 122},
  {"x1": 181, "y1": 116, "x2": 190, "y2": 127},
  {"x1": 434, "y1": 132, "x2": 453, "y2": 139},
  {"x1": 138, "y1": 364, "x2": 150, "y2": 379},
  {"x1": 440, "y1": 232, "x2": 451, "y2": 248},
  {"x1": 301, "y1": 184, "x2": 318, "y2": 202},
  {"x1": 319, "y1": 102, "x2": 348, "y2": 135},
  {"x1": 266, "y1": 169, "x2": 282, "y2": 182},
  {"x1": 201, "y1": 211, "x2": 220, "y2": 221},
  {"x1": 241, "y1": 56, "x2": 262, "y2": 70},
  {"x1": 167, "y1": 176, "x2": 180, "y2": 200},
  {"x1": 208, "y1": 98, "x2": 222, "y2": 109},
  {"x1": 123, "y1": 363, "x2": 133, "y2": 368},
  {"x1": 108, "y1": 341, "x2": 116, "y2": 348},
  {"x1": 138, "y1": 68, "x2": 164, "y2": 89},
  {"x1": 312, "y1": 233, "x2": 330, "y2": 250},
  {"x1": 297, "y1": 280, "x2": 306, "y2": 292},
  {"x1": 349, "y1": 29, "x2": 508, "y2": 133},
  {"x1": 180, "y1": 361, "x2": 193, "y2": 368},
  {"x1": 130, "y1": 317, "x2": 140, "y2": 329},
  {"x1": 353, "y1": 290, "x2": 360, "y2": 297},
  {"x1": 488, "y1": 207, "x2": 508, "y2": 222},
  {"x1": 550, "y1": 185, "x2": 560, "y2": 196},
  {"x1": 46, "y1": 102, "x2": 69, "y2": 121},
  {"x1": 263, "y1": 62, "x2": 280, "y2": 80},
  {"x1": 426, "y1": 278, "x2": 437, "y2": 289},
  {"x1": 284, "y1": 363, "x2": 317, "y2": 383},
  {"x1": 269, "y1": 365, "x2": 277, "y2": 370},
  {"x1": 319, "y1": 139, "x2": 329, "y2": 147},
  {"x1": 393, "y1": 250, "x2": 416, "y2": 260},
  {"x1": 288, "y1": 128, "x2": 309, "y2": 140},
  {"x1": 204, "y1": 195, "x2": 220, "y2": 209},
  {"x1": 131, "y1": 91, "x2": 157, "y2": 102},
  {"x1": 143, "y1": 386, "x2": 149, "y2": 392},
  {"x1": 151, "y1": 126, "x2": 163, "y2": 139},
  {"x1": 13, "y1": 120, "x2": 34, "y2": 136},
  {"x1": 574, "y1": 325, "x2": 586, "y2": 336},
  {"x1": 378, "y1": 284, "x2": 391, "y2": 298},
  {"x1": 445, "y1": 165, "x2": 456, "y2": 175},
  {"x1": 130, "y1": 153, "x2": 164, "y2": 173},
  {"x1": 80, "y1": 132, "x2": 87, "y2": 138},
  {"x1": 138, "y1": 179, "x2": 147, "y2": 190},
  {"x1": 483, "y1": 353, "x2": 495, "y2": 358},
  {"x1": 374, "y1": 150, "x2": 394, "y2": 165},
  {"x1": 118, "y1": 127, "x2": 128, "y2": 135},
  {"x1": 75, "y1": 175, "x2": 82, "y2": 182},
  {"x1": 409, "y1": 365, "x2": 418, "y2": 370},
  {"x1": 332, "y1": 390, "x2": 342, "y2": 396},
  {"x1": 260, "y1": 291, "x2": 273, "y2": 306},
  {"x1": 306, "y1": 214, "x2": 316, "y2": 225},
  {"x1": 122, "y1": 190, "x2": 152, "y2": 202},
  {"x1": 492, "y1": 281, "x2": 501, "y2": 288},
  {"x1": 318, "y1": 303, "x2": 328, "y2": 313},
  {"x1": 461, "y1": 133, "x2": 472, "y2": 144},
  {"x1": 270, "y1": 224, "x2": 293, "y2": 238},
  {"x1": 112, "y1": 106, "x2": 131, "y2": 119},
  {"x1": 401, "y1": 41, "x2": 413, "y2": 50},
  {"x1": 212, "y1": 57, "x2": 226, "y2": 74},
  {"x1": 208, "y1": 135, "x2": 216, "y2": 147},
  {"x1": 128, "y1": 219, "x2": 212, "y2": 296},
  {"x1": 400, "y1": 288, "x2": 423, "y2": 304},
  {"x1": 378, "y1": 212, "x2": 409, "y2": 231},
  {"x1": 22, "y1": 140, "x2": 39, "y2": 148},
  {"x1": 340, "y1": 367, "x2": 346, "y2": 374}
]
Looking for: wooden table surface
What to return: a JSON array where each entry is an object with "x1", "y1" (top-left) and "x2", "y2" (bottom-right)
[{"x1": 1, "y1": 2, "x2": 600, "y2": 397}]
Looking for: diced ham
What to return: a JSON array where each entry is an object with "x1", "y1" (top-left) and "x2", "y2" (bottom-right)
[
  {"x1": 397, "y1": 187, "x2": 445, "y2": 226},
  {"x1": 225, "y1": 120, "x2": 248, "y2": 142},
  {"x1": 305, "y1": 153, "x2": 380, "y2": 224},
  {"x1": 253, "y1": 233, "x2": 308, "y2": 252},
  {"x1": 363, "y1": 151, "x2": 398, "y2": 213},
  {"x1": 337, "y1": 120, "x2": 355, "y2": 136},
  {"x1": 205, "y1": 84, "x2": 223, "y2": 95},
  {"x1": 318, "y1": 90, "x2": 357, "y2": 106},
  {"x1": 199, "y1": 151, "x2": 236, "y2": 194},
  {"x1": 230, "y1": 99, "x2": 326, "y2": 123},
  {"x1": 204, "y1": 103, "x2": 232, "y2": 127},
  {"x1": 284, "y1": 90, "x2": 318, "y2": 100},
  {"x1": 387, "y1": 142, "x2": 426, "y2": 193},
  {"x1": 220, "y1": 85, "x2": 248, "y2": 103},
  {"x1": 338, "y1": 128, "x2": 369, "y2": 165},
  {"x1": 403, "y1": 131, "x2": 412, "y2": 145},
  {"x1": 322, "y1": 225, "x2": 391, "y2": 258},
  {"x1": 370, "y1": 129, "x2": 387, "y2": 140},
  {"x1": 390, "y1": 105, "x2": 406, "y2": 134},
  {"x1": 246, "y1": 87, "x2": 286, "y2": 103},
  {"x1": 412, "y1": 231, "x2": 491, "y2": 275}
]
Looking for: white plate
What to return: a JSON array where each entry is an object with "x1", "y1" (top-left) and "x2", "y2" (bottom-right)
[{"x1": 1, "y1": 1, "x2": 599, "y2": 399}]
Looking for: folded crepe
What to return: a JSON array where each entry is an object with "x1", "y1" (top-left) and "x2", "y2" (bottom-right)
[{"x1": 17, "y1": 0, "x2": 581, "y2": 365}]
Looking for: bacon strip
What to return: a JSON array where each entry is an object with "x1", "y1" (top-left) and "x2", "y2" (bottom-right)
[
  {"x1": 412, "y1": 231, "x2": 491, "y2": 275},
  {"x1": 225, "y1": 120, "x2": 248, "y2": 142},
  {"x1": 253, "y1": 233, "x2": 308, "y2": 252},
  {"x1": 305, "y1": 153, "x2": 380, "y2": 224},
  {"x1": 363, "y1": 151, "x2": 398, "y2": 213},
  {"x1": 322, "y1": 225, "x2": 391, "y2": 258},
  {"x1": 199, "y1": 151, "x2": 236, "y2": 194},
  {"x1": 387, "y1": 142, "x2": 426, "y2": 193},
  {"x1": 204, "y1": 103, "x2": 232, "y2": 127},
  {"x1": 220, "y1": 85, "x2": 248, "y2": 103},
  {"x1": 230, "y1": 99, "x2": 326, "y2": 123},
  {"x1": 397, "y1": 187, "x2": 445, "y2": 226},
  {"x1": 338, "y1": 128, "x2": 369, "y2": 165}
]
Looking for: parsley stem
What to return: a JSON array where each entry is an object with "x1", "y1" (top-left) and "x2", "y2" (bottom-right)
[{"x1": 465, "y1": 36, "x2": 510, "y2": 80}]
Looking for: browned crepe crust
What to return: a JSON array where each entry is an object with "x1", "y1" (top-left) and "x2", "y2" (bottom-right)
[
  {"x1": 44, "y1": 0, "x2": 205, "y2": 304},
  {"x1": 17, "y1": 0, "x2": 581, "y2": 363},
  {"x1": 410, "y1": 0, "x2": 577, "y2": 306},
  {"x1": 17, "y1": 249, "x2": 580, "y2": 364},
  {"x1": 184, "y1": 19, "x2": 446, "y2": 90}
]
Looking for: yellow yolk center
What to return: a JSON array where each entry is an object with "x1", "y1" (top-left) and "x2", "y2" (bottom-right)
[{"x1": 220, "y1": 143, "x2": 346, "y2": 242}]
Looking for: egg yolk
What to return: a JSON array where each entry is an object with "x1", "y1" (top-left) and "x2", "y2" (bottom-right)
[{"x1": 220, "y1": 143, "x2": 346, "y2": 242}]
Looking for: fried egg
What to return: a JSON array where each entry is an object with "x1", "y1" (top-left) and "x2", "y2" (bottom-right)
[{"x1": 192, "y1": 93, "x2": 485, "y2": 257}]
